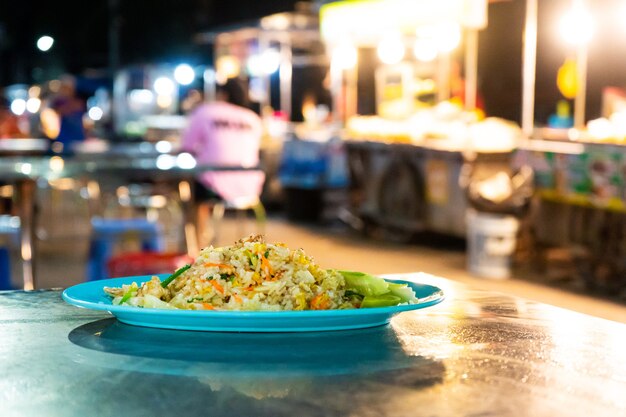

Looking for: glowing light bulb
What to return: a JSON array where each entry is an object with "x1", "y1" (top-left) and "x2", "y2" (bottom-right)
[
  {"x1": 37, "y1": 36, "x2": 54, "y2": 52},
  {"x1": 413, "y1": 38, "x2": 438, "y2": 62},
  {"x1": 10, "y1": 99, "x2": 26, "y2": 116},
  {"x1": 332, "y1": 42, "x2": 357, "y2": 70},
  {"x1": 26, "y1": 98, "x2": 41, "y2": 113},
  {"x1": 153, "y1": 77, "x2": 175, "y2": 96},
  {"x1": 174, "y1": 64, "x2": 195, "y2": 85},
  {"x1": 88, "y1": 106, "x2": 104, "y2": 121},
  {"x1": 559, "y1": 6, "x2": 594, "y2": 46},
  {"x1": 247, "y1": 50, "x2": 281, "y2": 76},
  {"x1": 216, "y1": 55, "x2": 241, "y2": 80},
  {"x1": 377, "y1": 33, "x2": 405, "y2": 65},
  {"x1": 261, "y1": 49, "x2": 281, "y2": 74},
  {"x1": 436, "y1": 23, "x2": 462, "y2": 53}
]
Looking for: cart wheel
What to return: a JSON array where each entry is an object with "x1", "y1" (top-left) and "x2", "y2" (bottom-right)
[
  {"x1": 376, "y1": 158, "x2": 425, "y2": 243},
  {"x1": 380, "y1": 224, "x2": 415, "y2": 243}
]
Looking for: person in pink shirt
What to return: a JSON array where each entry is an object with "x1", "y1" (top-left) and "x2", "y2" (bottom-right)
[{"x1": 181, "y1": 78, "x2": 265, "y2": 245}]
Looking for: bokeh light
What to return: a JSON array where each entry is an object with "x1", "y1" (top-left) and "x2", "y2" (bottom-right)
[
  {"x1": 377, "y1": 33, "x2": 405, "y2": 65},
  {"x1": 153, "y1": 77, "x2": 175, "y2": 96},
  {"x1": 88, "y1": 106, "x2": 104, "y2": 121},
  {"x1": 10, "y1": 99, "x2": 26, "y2": 116},
  {"x1": 174, "y1": 64, "x2": 195, "y2": 85},
  {"x1": 413, "y1": 38, "x2": 438, "y2": 62},
  {"x1": 559, "y1": 6, "x2": 594, "y2": 46},
  {"x1": 26, "y1": 98, "x2": 41, "y2": 113},
  {"x1": 332, "y1": 41, "x2": 357, "y2": 70},
  {"x1": 36, "y1": 36, "x2": 54, "y2": 52}
]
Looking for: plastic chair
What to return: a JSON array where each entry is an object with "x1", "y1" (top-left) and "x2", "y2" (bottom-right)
[
  {"x1": 0, "y1": 215, "x2": 20, "y2": 290},
  {"x1": 87, "y1": 217, "x2": 164, "y2": 281}
]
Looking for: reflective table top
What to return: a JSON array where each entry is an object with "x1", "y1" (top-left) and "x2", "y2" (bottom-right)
[
  {"x1": 2, "y1": 273, "x2": 625, "y2": 417},
  {"x1": 0, "y1": 152, "x2": 254, "y2": 182},
  {"x1": 0, "y1": 138, "x2": 50, "y2": 155}
]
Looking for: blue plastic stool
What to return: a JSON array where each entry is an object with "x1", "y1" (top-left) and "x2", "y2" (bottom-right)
[
  {"x1": 0, "y1": 215, "x2": 20, "y2": 290},
  {"x1": 87, "y1": 217, "x2": 164, "y2": 281},
  {"x1": 0, "y1": 247, "x2": 11, "y2": 290}
]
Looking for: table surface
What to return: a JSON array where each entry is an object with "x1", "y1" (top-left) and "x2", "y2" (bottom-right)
[
  {"x1": 2, "y1": 273, "x2": 625, "y2": 417},
  {"x1": 0, "y1": 153, "x2": 255, "y2": 181}
]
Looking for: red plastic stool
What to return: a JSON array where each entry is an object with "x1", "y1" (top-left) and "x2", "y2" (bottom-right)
[{"x1": 107, "y1": 252, "x2": 194, "y2": 278}]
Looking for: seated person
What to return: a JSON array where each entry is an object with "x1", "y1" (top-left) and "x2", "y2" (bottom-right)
[
  {"x1": 50, "y1": 75, "x2": 86, "y2": 152},
  {"x1": 181, "y1": 78, "x2": 265, "y2": 244},
  {"x1": 0, "y1": 97, "x2": 27, "y2": 138}
]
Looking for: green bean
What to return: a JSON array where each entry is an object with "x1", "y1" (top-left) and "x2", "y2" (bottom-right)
[{"x1": 160, "y1": 264, "x2": 191, "y2": 288}]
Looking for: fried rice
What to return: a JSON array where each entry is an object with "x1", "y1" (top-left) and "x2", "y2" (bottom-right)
[{"x1": 104, "y1": 234, "x2": 360, "y2": 311}]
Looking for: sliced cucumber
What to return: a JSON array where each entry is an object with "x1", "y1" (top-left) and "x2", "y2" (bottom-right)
[
  {"x1": 388, "y1": 283, "x2": 418, "y2": 303},
  {"x1": 338, "y1": 270, "x2": 389, "y2": 296},
  {"x1": 360, "y1": 294, "x2": 402, "y2": 308}
]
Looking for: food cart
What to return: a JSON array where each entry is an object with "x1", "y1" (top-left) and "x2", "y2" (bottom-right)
[
  {"x1": 195, "y1": 4, "x2": 328, "y2": 123},
  {"x1": 319, "y1": 0, "x2": 519, "y2": 239},
  {"x1": 517, "y1": 0, "x2": 626, "y2": 293}
]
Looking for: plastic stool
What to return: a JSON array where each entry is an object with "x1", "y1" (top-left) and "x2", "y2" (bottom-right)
[
  {"x1": 0, "y1": 248, "x2": 11, "y2": 290},
  {"x1": 107, "y1": 252, "x2": 194, "y2": 277},
  {"x1": 87, "y1": 218, "x2": 165, "y2": 281},
  {"x1": 0, "y1": 215, "x2": 20, "y2": 290}
]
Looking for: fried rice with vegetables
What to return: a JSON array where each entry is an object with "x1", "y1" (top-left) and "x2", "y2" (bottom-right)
[{"x1": 104, "y1": 235, "x2": 417, "y2": 311}]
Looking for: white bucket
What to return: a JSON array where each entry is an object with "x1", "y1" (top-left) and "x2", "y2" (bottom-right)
[{"x1": 466, "y1": 209, "x2": 519, "y2": 279}]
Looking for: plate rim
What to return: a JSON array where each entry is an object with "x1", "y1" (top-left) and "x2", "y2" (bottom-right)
[{"x1": 61, "y1": 275, "x2": 445, "y2": 318}]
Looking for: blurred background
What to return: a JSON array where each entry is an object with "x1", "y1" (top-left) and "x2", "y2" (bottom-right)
[{"x1": 1, "y1": 0, "x2": 626, "y2": 322}]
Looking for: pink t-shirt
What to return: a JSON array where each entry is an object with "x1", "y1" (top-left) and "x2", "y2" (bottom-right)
[{"x1": 182, "y1": 102, "x2": 265, "y2": 205}]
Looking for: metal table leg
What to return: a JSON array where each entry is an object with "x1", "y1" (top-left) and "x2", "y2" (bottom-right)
[
  {"x1": 178, "y1": 179, "x2": 198, "y2": 258},
  {"x1": 15, "y1": 179, "x2": 36, "y2": 290}
]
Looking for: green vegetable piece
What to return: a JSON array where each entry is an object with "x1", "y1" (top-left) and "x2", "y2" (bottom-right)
[
  {"x1": 120, "y1": 290, "x2": 134, "y2": 304},
  {"x1": 360, "y1": 294, "x2": 402, "y2": 308},
  {"x1": 220, "y1": 273, "x2": 235, "y2": 281},
  {"x1": 244, "y1": 250, "x2": 258, "y2": 268},
  {"x1": 143, "y1": 294, "x2": 175, "y2": 309},
  {"x1": 118, "y1": 283, "x2": 138, "y2": 305},
  {"x1": 344, "y1": 290, "x2": 364, "y2": 299},
  {"x1": 388, "y1": 283, "x2": 418, "y2": 303},
  {"x1": 160, "y1": 264, "x2": 191, "y2": 288},
  {"x1": 339, "y1": 270, "x2": 389, "y2": 296}
]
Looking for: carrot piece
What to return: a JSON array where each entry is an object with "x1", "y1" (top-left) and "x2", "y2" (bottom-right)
[
  {"x1": 310, "y1": 294, "x2": 330, "y2": 310},
  {"x1": 210, "y1": 279, "x2": 225, "y2": 294},
  {"x1": 233, "y1": 294, "x2": 242, "y2": 303},
  {"x1": 259, "y1": 254, "x2": 273, "y2": 277},
  {"x1": 204, "y1": 262, "x2": 233, "y2": 269},
  {"x1": 202, "y1": 303, "x2": 214, "y2": 310}
]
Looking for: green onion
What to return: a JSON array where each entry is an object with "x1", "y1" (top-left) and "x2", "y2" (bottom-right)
[
  {"x1": 219, "y1": 273, "x2": 235, "y2": 281},
  {"x1": 119, "y1": 283, "x2": 138, "y2": 305},
  {"x1": 160, "y1": 264, "x2": 191, "y2": 288},
  {"x1": 120, "y1": 290, "x2": 134, "y2": 304},
  {"x1": 244, "y1": 249, "x2": 258, "y2": 268}
]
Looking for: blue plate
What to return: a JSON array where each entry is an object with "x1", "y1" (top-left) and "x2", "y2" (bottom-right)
[{"x1": 62, "y1": 275, "x2": 444, "y2": 332}]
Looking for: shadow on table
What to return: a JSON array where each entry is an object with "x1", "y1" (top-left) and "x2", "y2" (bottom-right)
[{"x1": 68, "y1": 318, "x2": 444, "y2": 379}]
